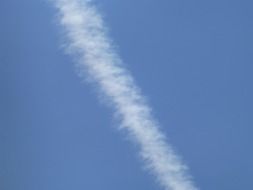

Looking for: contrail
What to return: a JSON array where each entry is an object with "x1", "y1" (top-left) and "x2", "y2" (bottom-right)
[{"x1": 52, "y1": 0, "x2": 198, "y2": 189}]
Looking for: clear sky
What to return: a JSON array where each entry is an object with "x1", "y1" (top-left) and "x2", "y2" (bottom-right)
[{"x1": 1, "y1": 0, "x2": 253, "y2": 190}]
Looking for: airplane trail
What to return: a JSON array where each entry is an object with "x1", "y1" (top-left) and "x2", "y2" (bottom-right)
[{"x1": 52, "y1": 0, "x2": 198, "y2": 189}]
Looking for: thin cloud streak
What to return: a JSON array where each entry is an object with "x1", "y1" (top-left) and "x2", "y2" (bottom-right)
[{"x1": 53, "y1": 0, "x2": 198, "y2": 189}]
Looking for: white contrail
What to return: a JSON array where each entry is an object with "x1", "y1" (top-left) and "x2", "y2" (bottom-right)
[{"x1": 52, "y1": 0, "x2": 198, "y2": 189}]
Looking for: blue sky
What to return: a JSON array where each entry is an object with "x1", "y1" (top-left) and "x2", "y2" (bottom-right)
[{"x1": 1, "y1": 0, "x2": 253, "y2": 190}]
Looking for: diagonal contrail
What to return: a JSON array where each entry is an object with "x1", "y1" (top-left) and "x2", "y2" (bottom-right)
[{"x1": 52, "y1": 0, "x2": 198, "y2": 189}]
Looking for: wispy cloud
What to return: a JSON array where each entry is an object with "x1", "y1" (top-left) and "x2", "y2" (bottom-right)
[{"x1": 52, "y1": 0, "x2": 198, "y2": 189}]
